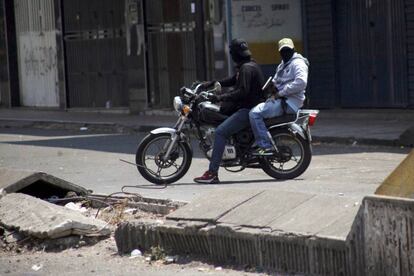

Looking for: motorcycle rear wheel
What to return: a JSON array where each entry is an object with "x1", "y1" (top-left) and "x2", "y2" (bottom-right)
[
  {"x1": 136, "y1": 133, "x2": 192, "y2": 185},
  {"x1": 260, "y1": 128, "x2": 311, "y2": 179}
]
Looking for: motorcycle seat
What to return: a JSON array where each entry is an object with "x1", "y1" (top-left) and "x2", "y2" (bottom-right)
[{"x1": 264, "y1": 114, "x2": 297, "y2": 126}]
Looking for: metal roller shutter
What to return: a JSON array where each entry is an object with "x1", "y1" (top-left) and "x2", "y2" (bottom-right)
[
  {"x1": 336, "y1": 0, "x2": 408, "y2": 108},
  {"x1": 406, "y1": 0, "x2": 414, "y2": 107},
  {"x1": 304, "y1": 0, "x2": 336, "y2": 108}
]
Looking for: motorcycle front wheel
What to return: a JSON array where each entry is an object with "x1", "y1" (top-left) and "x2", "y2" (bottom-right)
[
  {"x1": 136, "y1": 133, "x2": 192, "y2": 185},
  {"x1": 260, "y1": 128, "x2": 311, "y2": 179}
]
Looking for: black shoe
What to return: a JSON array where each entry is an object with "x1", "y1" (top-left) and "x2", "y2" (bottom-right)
[{"x1": 252, "y1": 147, "x2": 275, "y2": 156}]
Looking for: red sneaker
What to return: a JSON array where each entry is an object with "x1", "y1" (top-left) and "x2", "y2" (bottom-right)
[{"x1": 194, "y1": 170, "x2": 220, "y2": 184}]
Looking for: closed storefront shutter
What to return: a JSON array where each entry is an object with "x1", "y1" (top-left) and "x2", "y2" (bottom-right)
[
  {"x1": 63, "y1": 0, "x2": 132, "y2": 108},
  {"x1": 304, "y1": 0, "x2": 336, "y2": 108},
  {"x1": 406, "y1": 0, "x2": 414, "y2": 107},
  {"x1": 336, "y1": 0, "x2": 408, "y2": 108}
]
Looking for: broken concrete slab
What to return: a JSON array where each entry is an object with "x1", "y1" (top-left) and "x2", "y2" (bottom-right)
[
  {"x1": 267, "y1": 194, "x2": 361, "y2": 236},
  {"x1": 167, "y1": 189, "x2": 263, "y2": 222},
  {"x1": 168, "y1": 189, "x2": 360, "y2": 239},
  {"x1": 218, "y1": 190, "x2": 315, "y2": 228},
  {"x1": 0, "y1": 168, "x2": 89, "y2": 198},
  {"x1": 0, "y1": 193, "x2": 110, "y2": 239}
]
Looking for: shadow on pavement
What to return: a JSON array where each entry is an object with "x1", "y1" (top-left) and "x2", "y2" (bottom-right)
[
  {"x1": 0, "y1": 128, "x2": 410, "y2": 156},
  {"x1": 167, "y1": 178, "x2": 289, "y2": 186},
  {"x1": 118, "y1": 178, "x2": 287, "y2": 190}
]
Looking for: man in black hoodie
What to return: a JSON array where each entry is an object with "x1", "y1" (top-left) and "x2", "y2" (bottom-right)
[{"x1": 194, "y1": 38, "x2": 264, "y2": 184}]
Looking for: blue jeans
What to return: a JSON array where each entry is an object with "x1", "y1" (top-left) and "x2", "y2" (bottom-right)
[
  {"x1": 249, "y1": 99, "x2": 295, "y2": 149},
  {"x1": 209, "y1": 108, "x2": 251, "y2": 173}
]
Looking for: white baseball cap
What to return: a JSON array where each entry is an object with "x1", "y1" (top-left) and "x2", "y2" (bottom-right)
[{"x1": 278, "y1": 38, "x2": 294, "y2": 51}]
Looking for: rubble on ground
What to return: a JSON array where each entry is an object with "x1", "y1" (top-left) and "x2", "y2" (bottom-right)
[{"x1": 0, "y1": 192, "x2": 169, "y2": 254}]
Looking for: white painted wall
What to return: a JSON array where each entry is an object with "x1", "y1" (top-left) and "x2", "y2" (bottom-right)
[{"x1": 14, "y1": 0, "x2": 59, "y2": 107}]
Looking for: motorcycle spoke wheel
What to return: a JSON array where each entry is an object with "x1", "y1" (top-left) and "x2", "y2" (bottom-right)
[
  {"x1": 260, "y1": 129, "x2": 311, "y2": 180},
  {"x1": 142, "y1": 137, "x2": 186, "y2": 180},
  {"x1": 268, "y1": 134, "x2": 304, "y2": 173}
]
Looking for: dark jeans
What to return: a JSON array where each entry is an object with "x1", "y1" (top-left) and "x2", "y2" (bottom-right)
[{"x1": 209, "y1": 108, "x2": 251, "y2": 173}]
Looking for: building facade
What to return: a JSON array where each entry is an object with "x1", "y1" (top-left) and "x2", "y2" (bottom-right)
[{"x1": 0, "y1": 0, "x2": 413, "y2": 111}]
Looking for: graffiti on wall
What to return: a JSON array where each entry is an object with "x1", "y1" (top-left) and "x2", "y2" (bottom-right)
[
  {"x1": 18, "y1": 32, "x2": 59, "y2": 107},
  {"x1": 238, "y1": 3, "x2": 288, "y2": 29},
  {"x1": 23, "y1": 45, "x2": 57, "y2": 76}
]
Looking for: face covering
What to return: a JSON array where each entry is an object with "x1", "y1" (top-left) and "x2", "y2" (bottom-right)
[
  {"x1": 230, "y1": 50, "x2": 244, "y2": 64},
  {"x1": 280, "y1": 48, "x2": 294, "y2": 63}
]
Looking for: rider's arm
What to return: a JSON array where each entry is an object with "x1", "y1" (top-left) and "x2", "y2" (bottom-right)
[
  {"x1": 217, "y1": 74, "x2": 237, "y2": 87},
  {"x1": 278, "y1": 59, "x2": 308, "y2": 97},
  {"x1": 218, "y1": 65, "x2": 254, "y2": 101}
]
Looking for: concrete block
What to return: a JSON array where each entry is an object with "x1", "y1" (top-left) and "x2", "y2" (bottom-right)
[
  {"x1": 0, "y1": 193, "x2": 110, "y2": 239},
  {"x1": 362, "y1": 196, "x2": 414, "y2": 276}
]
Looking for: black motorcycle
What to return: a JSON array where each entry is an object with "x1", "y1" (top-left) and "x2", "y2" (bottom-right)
[{"x1": 136, "y1": 82, "x2": 319, "y2": 184}]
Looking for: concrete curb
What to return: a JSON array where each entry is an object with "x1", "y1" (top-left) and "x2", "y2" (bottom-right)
[
  {"x1": 114, "y1": 195, "x2": 414, "y2": 275},
  {"x1": 0, "y1": 118, "x2": 406, "y2": 147},
  {"x1": 115, "y1": 219, "x2": 350, "y2": 275}
]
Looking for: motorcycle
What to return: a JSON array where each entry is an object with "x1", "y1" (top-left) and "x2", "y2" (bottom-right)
[{"x1": 135, "y1": 82, "x2": 319, "y2": 184}]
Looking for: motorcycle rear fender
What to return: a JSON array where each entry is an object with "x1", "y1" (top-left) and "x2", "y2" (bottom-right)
[{"x1": 270, "y1": 123, "x2": 307, "y2": 141}]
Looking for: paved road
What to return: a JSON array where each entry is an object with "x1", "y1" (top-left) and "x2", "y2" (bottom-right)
[{"x1": 0, "y1": 127, "x2": 409, "y2": 202}]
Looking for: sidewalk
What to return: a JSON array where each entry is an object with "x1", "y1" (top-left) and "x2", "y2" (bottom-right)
[{"x1": 0, "y1": 108, "x2": 412, "y2": 146}]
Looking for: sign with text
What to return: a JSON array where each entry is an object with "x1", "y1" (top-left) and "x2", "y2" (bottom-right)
[{"x1": 231, "y1": 0, "x2": 303, "y2": 64}]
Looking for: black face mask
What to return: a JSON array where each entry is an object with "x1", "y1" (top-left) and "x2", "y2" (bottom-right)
[
  {"x1": 280, "y1": 48, "x2": 294, "y2": 63},
  {"x1": 230, "y1": 50, "x2": 244, "y2": 64}
]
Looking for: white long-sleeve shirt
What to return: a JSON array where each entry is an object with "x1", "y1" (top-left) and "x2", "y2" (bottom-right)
[{"x1": 272, "y1": 53, "x2": 309, "y2": 111}]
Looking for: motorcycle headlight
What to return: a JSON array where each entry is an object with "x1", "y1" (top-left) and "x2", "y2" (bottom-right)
[{"x1": 173, "y1": 96, "x2": 183, "y2": 112}]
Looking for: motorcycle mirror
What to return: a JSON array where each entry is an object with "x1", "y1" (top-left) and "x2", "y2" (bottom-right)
[{"x1": 214, "y1": 81, "x2": 221, "y2": 93}]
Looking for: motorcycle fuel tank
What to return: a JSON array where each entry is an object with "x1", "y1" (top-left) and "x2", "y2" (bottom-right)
[{"x1": 198, "y1": 102, "x2": 228, "y2": 125}]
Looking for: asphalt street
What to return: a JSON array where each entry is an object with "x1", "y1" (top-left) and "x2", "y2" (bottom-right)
[{"x1": 0, "y1": 127, "x2": 410, "y2": 202}]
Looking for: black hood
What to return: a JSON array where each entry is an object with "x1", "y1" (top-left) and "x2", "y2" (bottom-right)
[{"x1": 229, "y1": 38, "x2": 251, "y2": 63}]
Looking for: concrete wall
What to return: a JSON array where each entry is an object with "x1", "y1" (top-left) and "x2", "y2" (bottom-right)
[
  {"x1": 0, "y1": 0, "x2": 8, "y2": 106},
  {"x1": 362, "y1": 196, "x2": 414, "y2": 276},
  {"x1": 116, "y1": 195, "x2": 414, "y2": 275},
  {"x1": 14, "y1": 0, "x2": 62, "y2": 107},
  {"x1": 115, "y1": 221, "x2": 350, "y2": 275},
  {"x1": 347, "y1": 195, "x2": 414, "y2": 276}
]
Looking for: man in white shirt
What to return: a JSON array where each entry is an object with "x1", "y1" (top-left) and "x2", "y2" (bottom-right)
[{"x1": 249, "y1": 38, "x2": 309, "y2": 155}]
